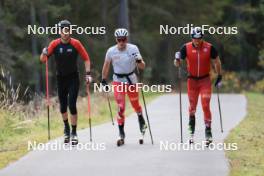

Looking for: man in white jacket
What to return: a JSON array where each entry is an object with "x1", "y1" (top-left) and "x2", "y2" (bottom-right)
[{"x1": 101, "y1": 28, "x2": 147, "y2": 146}]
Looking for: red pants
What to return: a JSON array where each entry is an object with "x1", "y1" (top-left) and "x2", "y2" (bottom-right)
[
  {"x1": 113, "y1": 82, "x2": 142, "y2": 125},
  {"x1": 187, "y1": 77, "x2": 212, "y2": 126}
]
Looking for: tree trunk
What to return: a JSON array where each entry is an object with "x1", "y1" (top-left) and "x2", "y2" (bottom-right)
[
  {"x1": 101, "y1": 0, "x2": 108, "y2": 45},
  {"x1": 0, "y1": 2, "x2": 8, "y2": 45},
  {"x1": 118, "y1": 0, "x2": 129, "y2": 33},
  {"x1": 30, "y1": 2, "x2": 40, "y2": 93}
]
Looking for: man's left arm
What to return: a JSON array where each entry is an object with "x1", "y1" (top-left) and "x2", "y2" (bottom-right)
[
  {"x1": 211, "y1": 45, "x2": 222, "y2": 87},
  {"x1": 213, "y1": 56, "x2": 222, "y2": 75},
  {"x1": 74, "y1": 40, "x2": 92, "y2": 83},
  {"x1": 133, "y1": 46, "x2": 145, "y2": 70}
]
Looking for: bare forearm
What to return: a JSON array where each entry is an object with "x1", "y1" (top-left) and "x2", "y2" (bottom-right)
[
  {"x1": 102, "y1": 68, "x2": 108, "y2": 80},
  {"x1": 84, "y1": 60, "x2": 90, "y2": 73},
  {"x1": 102, "y1": 61, "x2": 110, "y2": 80},
  {"x1": 40, "y1": 54, "x2": 47, "y2": 63},
  {"x1": 174, "y1": 59, "x2": 181, "y2": 67},
  {"x1": 137, "y1": 60, "x2": 145, "y2": 69},
  {"x1": 214, "y1": 57, "x2": 222, "y2": 75}
]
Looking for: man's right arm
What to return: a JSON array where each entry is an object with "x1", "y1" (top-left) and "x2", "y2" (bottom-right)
[
  {"x1": 39, "y1": 39, "x2": 59, "y2": 63},
  {"x1": 102, "y1": 59, "x2": 111, "y2": 80},
  {"x1": 40, "y1": 49, "x2": 48, "y2": 63},
  {"x1": 174, "y1": 44, "x2": 186, "y2": 67}
]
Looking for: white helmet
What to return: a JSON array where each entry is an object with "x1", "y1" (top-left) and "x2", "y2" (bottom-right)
[
  {"x1": 191, "y1": 27, "x2": 203, "y2": 39},
  {"x1": 114, "y1": 28, "x2": 129, "y2": 38}
]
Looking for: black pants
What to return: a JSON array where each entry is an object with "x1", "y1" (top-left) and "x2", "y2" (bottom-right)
[{"x1": 57, "y1": 72, "x2": 79, "y2": 115}]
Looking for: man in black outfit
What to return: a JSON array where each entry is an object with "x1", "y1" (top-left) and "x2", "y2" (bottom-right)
[{"x1": 40, "y1": 20, "x2": 92, "y2": 145}]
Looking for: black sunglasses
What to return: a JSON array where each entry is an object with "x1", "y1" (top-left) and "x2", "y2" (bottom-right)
[{"x1": 117, "y1": 38, "x2": 127, "y2": 42}]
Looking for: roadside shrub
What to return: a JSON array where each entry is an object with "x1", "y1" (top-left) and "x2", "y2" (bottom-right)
[
  {"x1": 252, "y1": 79, "x2": 264, "y2": 93},
  {"x1": 221, "y1": 71, "x2": 242, "y2": 92},
  {"x1": 219, "y1": 70, "x2": 264, "y2": 93}
]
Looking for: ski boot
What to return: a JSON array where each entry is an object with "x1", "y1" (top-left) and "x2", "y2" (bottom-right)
[
  {"x1": 64, "y1": 127, "x2": 70, "y2": 144},
  {"x1": 205, "y1": 127, "x2": 213, "y2": 147},
  {"x1": 188, "y1": 116, "x2": 195, "y2": 144},
  {"x1": 138, "y1": 113, "x2": 147, "y2": 145},
  {"x1": 117, "y1": 124, "x2": 125, "y2": 147},
  {"x1": 71, "y1": 133, "x2": 79, "y2": 146}
]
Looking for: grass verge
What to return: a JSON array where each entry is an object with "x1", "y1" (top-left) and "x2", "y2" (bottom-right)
[{"x1": 225, "y1": 92, "x2": 264, "y2": 176}]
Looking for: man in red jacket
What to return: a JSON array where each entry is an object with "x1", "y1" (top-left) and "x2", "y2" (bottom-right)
[
  {"x1": 174, "y1": 27, "x2": 222, "y2": 145},
  {"x1": 40, "y1": 20, "x2": 92, "y2": 145}
]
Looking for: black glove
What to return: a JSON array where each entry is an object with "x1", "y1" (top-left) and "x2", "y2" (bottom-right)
[
  {"x1": 214, "y1": 75, "x2": 222, "y2": 87},
  {"x1": 101, "y1": 79, "x2": 109, "y2": 91},
  {"x1": 136, "y1": 59, "x2": 142, "y2": 63}
]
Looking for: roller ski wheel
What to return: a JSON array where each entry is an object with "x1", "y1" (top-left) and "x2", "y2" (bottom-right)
[
  {"x1": 117, "y1": 138, "x2": 125, "y2": 147},
  {"x1": 138, "y1": 113, "x2": 147, "y2": 145},
  {"x1": 71, "y1": 134, "x2": 78, "y2": 146},
  {"x1": 139, "y1": 124, "x2": 147, "y2": 145},
  {"x1": 117, "y1": 124, "x2": 125, "y2": 147},
  {"x1": 139, "y1": 138, "x2": 144, "y2": 145},
  {"x1": 205, "y1": 138, "x2": 213, "y2": 147}
]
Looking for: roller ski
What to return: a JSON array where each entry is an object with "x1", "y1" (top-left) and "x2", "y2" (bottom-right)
[
  {"x1": 189, "y1": 134, "x2": 194, "y2": 144},
  {"x1": 117, "y1": 124, "x2": 125, "y2": 147},
  {"x1": 64, "y1": 134, "x2": 70, "y2": 144},
  {"x1": 71, "y1": 134, "x2": 79, "y2": 146},
  {"x1": 117, "y1": 137, "x2": 125, "y2": 146},
  {"x1": 139, "y1": 124, "x2": 147, "y2": 145},
  {"x1": 205, "y1": 127, "x2": 213, "y2": 147},
  {"x1": 188, "y1": 116, "x2": 195, "y2": 144},
  {"x1": 138, "y1": 113, "x2": 147, "y2": 145},
  {"x1": 139, "y1": 124, "x2": 147, "y2": 144},
  {"x1": 63, "y1": 127, "x2": 70, "y2": 144}
]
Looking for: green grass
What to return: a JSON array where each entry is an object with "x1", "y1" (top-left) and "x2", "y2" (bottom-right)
[
  {"x1": 225, "y1": 92, "x2": 264, "y2": 176},
  {"x1": 0, "y1": 92, "x2": 160, "y2": 169}
]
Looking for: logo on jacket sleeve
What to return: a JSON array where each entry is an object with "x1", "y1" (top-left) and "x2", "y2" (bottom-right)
[{"x1": 67, "y1": 48, "x2": 73, "y2": 52}]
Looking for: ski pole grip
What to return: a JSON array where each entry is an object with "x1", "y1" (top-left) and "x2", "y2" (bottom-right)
[{"x1": 175, "y1": 51, "x2": 181, "y2": 60}]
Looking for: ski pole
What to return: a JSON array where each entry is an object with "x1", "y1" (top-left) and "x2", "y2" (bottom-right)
[
  {"x1": 106, "y1": 93, "x2": 114, "y2": 125},
  {"x1": 86, "y1": 84, "x2": 93, "y2": 142},
  {"x1": 45, "y1": 59, "x2": 51, "y2": 140},
  {"x1": 136, "y1": 66, "x2": 154, "y2": 145},
  {"x1": 216, "y1": 86, "x2": 223, "y2": 133},
  {"x1": 178, "y1": 67, "x2": 183, "y2": 143}
]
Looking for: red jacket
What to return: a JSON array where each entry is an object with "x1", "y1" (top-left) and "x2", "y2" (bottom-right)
[{"x1": 185, "y1": 41, "x2": 213, "y2": 77}]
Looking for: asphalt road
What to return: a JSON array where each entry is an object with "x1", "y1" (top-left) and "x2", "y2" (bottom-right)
[{"x1": 0, "y1": 94, "x2": 247, "y2": 176}]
